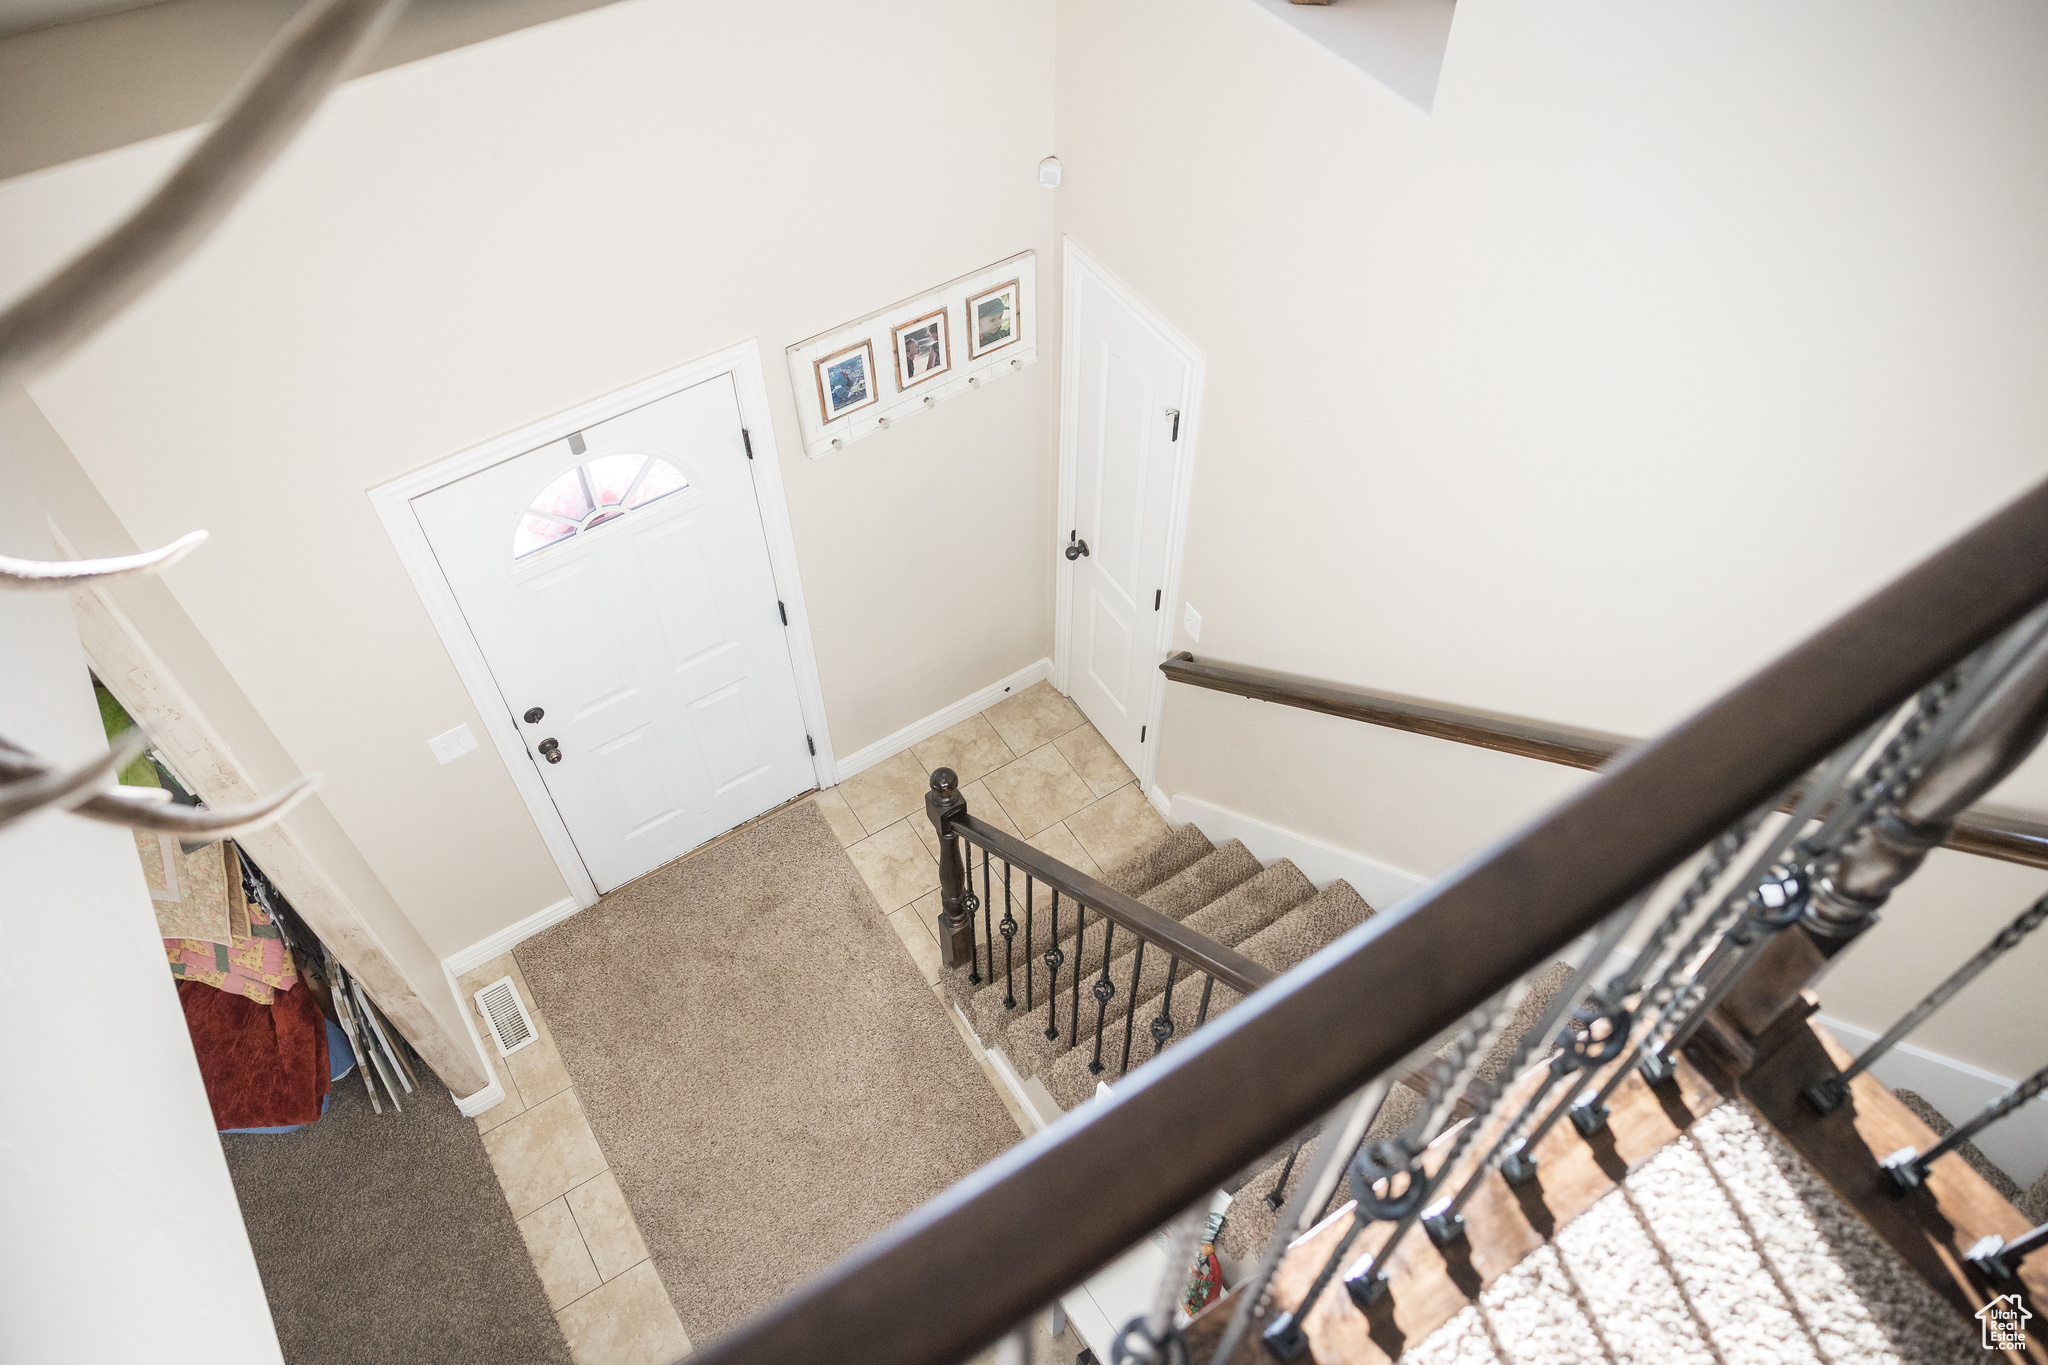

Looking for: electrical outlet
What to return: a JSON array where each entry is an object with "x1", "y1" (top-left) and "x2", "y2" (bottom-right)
[
  {"x1": 1183, "y1": 603, "x2": 1203, "y2": 642},
  {"x1": 428, "y1": 723, "x2": 478, "y2": 765}
]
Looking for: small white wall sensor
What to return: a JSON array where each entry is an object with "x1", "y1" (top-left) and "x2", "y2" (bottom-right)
[
  {"x1": 1039, "y1": 156, "x2": 1063, "y2": 189},
  {"x1": 428, "y1": 723, "x2": 478, "y2": 764},
  {"x1": 1183, "y1": 603, "x2": 1203, "y2": 642}
]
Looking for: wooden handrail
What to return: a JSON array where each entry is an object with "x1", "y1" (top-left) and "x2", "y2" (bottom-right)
[
  {"x1": 951, "y1": 813, "x2": 1276, "y2": 996},
  {"x1": 1161, "y1": 651, "x2": 2048, "y2": 872},
  {"x1": 691, "y1": 475, "x2": 2048, "y2": 1365}
]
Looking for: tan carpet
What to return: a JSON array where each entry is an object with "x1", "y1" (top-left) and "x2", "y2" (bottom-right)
[
  {"x1": 1404, "y1": 1100, "x2": 1978, "y2": 1364},
  {"x1": 222, "y1": 1074, "x2": 571, "y2": 1365},
  {"x1": 515, "y1": 801, "x2": 1018, "y2": 1343}
]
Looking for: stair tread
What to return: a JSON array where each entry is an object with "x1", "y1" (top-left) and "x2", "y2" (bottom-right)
[
  {"x1": 971, "y1": 840, "x2": 1263, "y2": 1047},
  {"x1": 941, "y1": 824, "x2": 1214, "y2": 1013},
  {"x1": 997, "y1": 859, "x2": 1319, "y2": 1078},
  {"x1": 1036, "y1": 880, "x2": 1376, "y2": 1109}
]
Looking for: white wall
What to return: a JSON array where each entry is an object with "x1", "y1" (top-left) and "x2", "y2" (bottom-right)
[
  {"x1": 0, "y1": 497, "x2": 282, "y2": 1364},
  {"x1": 1056, "y1": 0, "x2": 2048, "y2": 1079},
  {"x1": 0, "y1": 0, "x2": 1060, "y2": 958}
]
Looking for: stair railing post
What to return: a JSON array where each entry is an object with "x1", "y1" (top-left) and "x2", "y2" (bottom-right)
[{"x1": 927, "y1": 767, "x2": 978, "y2": 973}]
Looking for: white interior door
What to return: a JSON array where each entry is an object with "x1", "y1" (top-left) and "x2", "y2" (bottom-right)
[
  {"x1": 413, "y1": 376, "x2": 814, "y2": 893},
  {"x1": 1063, "y1": 263, "x2": 1193, "y2": 778}
]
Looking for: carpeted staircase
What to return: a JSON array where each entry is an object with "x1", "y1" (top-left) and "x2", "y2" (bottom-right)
[
  {"x1": 935, "y1": 822, "x2": 2043, "y2": 1365},
  {"x1": 940, "y1": 826, "x2": 1576, "y2": 1265}
]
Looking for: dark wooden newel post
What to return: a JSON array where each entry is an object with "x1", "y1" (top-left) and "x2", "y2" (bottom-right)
[{"x1": 926, "y1": 767, "x2": 977, "y2": 972}]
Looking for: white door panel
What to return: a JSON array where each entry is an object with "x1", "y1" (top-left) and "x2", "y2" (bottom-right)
[
  {"x1": 1066, "y1": 270, "x2": 1191, "y2": 776},
  {"x1": 414, "y1": 376, "x2": 812, "y2": 893}
]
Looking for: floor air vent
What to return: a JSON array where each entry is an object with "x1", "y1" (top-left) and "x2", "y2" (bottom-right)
[{"x1": 474, "y1": 976, "x2": 538, "y2": 1057}]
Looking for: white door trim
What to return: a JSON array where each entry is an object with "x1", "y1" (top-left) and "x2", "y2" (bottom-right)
[
  {"x1": 369, "y1": 340, "x2": 837, "y2": 910},
  {"x1": 1053, "y1": 237, "x2": 1205, "y2": 797}
]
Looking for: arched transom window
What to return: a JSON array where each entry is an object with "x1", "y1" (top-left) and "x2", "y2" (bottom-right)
[{"x1": 512, "y1": 454, "x2": 690, "y2": 558}]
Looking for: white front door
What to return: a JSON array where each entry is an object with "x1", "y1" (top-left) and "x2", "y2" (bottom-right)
[
  {"x1": 1062, "y1": 259, "x2": 1194, "y2": 778},
  {"x1": 414, "y1": 376, "x2": 814, "y2": 893}
]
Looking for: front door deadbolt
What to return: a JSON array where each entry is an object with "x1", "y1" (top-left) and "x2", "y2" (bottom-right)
[{"x1": 524, "y1": 707, "x2": 545, "y2": 724}]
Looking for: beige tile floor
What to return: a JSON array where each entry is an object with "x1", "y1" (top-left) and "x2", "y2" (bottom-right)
[
  {"x1": 819, "y1": 681, "x2": 1169, "y2": 996},
  {"x1": 456, "y1": 681, "x2": 1155, "y2": 1363},
  {"x1": 458, "y1": 954, "x2": 691, "y2": 1365}
]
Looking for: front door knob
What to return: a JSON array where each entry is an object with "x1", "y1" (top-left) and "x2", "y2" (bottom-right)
[
  {"x1": 537, "y1": 738, "x2": 561, "y2": 764},
  {"x1": 524, "y1": 706, "x2": 545, "y2": 724},
  {"x1": 1065, "y1": 537, "x2": 1090, "y2": 561}
]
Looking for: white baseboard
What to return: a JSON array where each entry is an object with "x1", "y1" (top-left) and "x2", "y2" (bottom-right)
[
  {"x1": 1815, "y1": 1014, "x2": 2046, "y2": 1189},
  {"x1": 830, "y1": 656, "x2": 1052, "y2": 784},
  {"x1": 1166, "y1": 792, "x2": 1428, "y2": 911},
  {"x1": 444, "y1": 895, "x2": 583, "y2": 977},
  {"x1": 452, "y1": 1077, "x2": 505, "y2": 1118}
]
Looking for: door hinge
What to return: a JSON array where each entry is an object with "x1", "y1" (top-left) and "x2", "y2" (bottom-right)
[
  {"x1": 1154, "y1": 589, "x2": 1162, "y2": 611},
  {"x1": 1140, "y1": 725, "x2": 1147, "y2": 743},
  {"x1": 807, "y1": 735, "x2": 816, "y2": 756},
  {"x1": 778, "y1": 600, "x2": 788, "y2": 625},
  {"x1": 1166, "y1": 408, "x2": 1181, "y2": 441},
  {"x1": 743, "y1": 428, "x2": 754, "y2": 460}
]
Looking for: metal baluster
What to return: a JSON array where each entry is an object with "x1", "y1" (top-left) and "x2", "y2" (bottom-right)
[
  {"x1": 1114, "y1": 1203, "x2": 1205, "y2": 1365},
  {"x1": 1117, "y1": 939, "x2": 1147, "y2": 1076},
  {"x1": 1088, "y1": 918, "x2": 1118, "y2": 1075},
  {"x1": 1022, "y1": 869, "x2": 1033, "y2": 1013},
  {"x1": 1069, "y1": 905, "x2": 1086, "y2": 1050},
  {"x1": 983, "y1": 846, "x2": 994, "y2": 989},
  {"x1": 1425, "y1": 895, "x2": 1643, "y2": 1242},
  {"x1": 1263, "y1": 1138, "x2": 1307, "y2": 1212},
  {"x1": 1194, "y1": 975, "x2": 1215, "y2": 1029},
  {"x1": 1808, "y1": 891, "x2": 2048, "y2": 1114},
  {"x1": 1000, "y1": 856, "x2": 1018, "y2": 1009},
  {"x1": 1967, "y1": 1221, "x2": 2048, "y2": 1282},
  {"x1": 1883, "y1": 1061, "x2": 2048, "y2": 1192},
  {"x1": 1207, "y1": 1079, "x2": 1394, "y2": 1365},
  {"x1": 1043, "y1": 886, "x2": 1063, "y2": 1042},
  {"x1": 1151, "y1": 956, "x2": 1181, "y2": 1055},
  {"x1": 1263, "y1": 996, "x2": 1520, "y2": 1359},
  {"x1": 1342, "y1": 986, "x2": 1529, "y2": 1309}
]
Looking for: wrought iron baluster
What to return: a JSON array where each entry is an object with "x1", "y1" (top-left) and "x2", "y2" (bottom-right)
[
  {"x1": 1883, "y1": 1060, "x2": 2048, "y2": 1192},
  {"x1": 1807, "y1": 890, "x2": 2048, "y2": 1113},
  {"x1": 999, "y1": 857, "x2": 1017, "y2": 1009},
  {"x1": 1088, "y1": 918, "x2": 1118, "y2": 1075},
  {"x1": 1209, "y1": 1080, "x2": 1392, "y2": 1365},
  {"x1": 1194, "y1": 975, "x2": 1215, "y2": 1029},
  {"x1": 1022, "y1": 870, "x2": 1033, "y2": 1013},
  {"x1": 1043, "y1": 887, "x2": 1063, "y2": 1042},
  {"x1": 1151, "y1": 956, "x2": 1181, "y2": 1055},
  {"x1": 1117, "y1": 939, "x2": 1147, "y2": 1076},
  {"x1": 1263, "y1": 1137, "x2": 1307, "y2": 1212},
  {"x1": 1427, "y1": 895, "x2": 1643, "y2": 1240},
  {"x1": 982, "y1": 846, "x2": 994, "y2": 987},
  {"x1": 1069, "y1": 904, "x2": 1086, "y2": 1049},
  {"x1": 1967, "y1": 1221, "x2": 2048, "y2": 1282},
  {"x1": 1341, "y1": 986, "x2": 1527, "y2": 1309}
]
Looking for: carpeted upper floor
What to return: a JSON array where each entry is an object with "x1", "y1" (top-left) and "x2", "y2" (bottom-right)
[
  {"x1": 222, "y1": 1069, "x2": 571, "y2": 1365},
  {"x1": 515, "y1": 800, "x2": 1020, "y2": 1344}
]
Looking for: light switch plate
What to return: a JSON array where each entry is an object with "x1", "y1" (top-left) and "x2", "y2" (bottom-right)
[
  {"x1": 1183, "y1": 603, "x2": 1203, "y2": 642},
  {"x1": 429, "y1": 723, "x2": 478, "y2": 764}
]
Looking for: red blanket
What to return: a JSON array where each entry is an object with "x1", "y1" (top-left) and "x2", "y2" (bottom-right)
[{"x1": 179, "y1": 979, "x2": 331, "y2": 1130}]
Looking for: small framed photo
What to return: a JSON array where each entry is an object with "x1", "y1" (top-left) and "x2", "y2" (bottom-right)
[
  {"x1": 891, "y1": 309, "x2": 951, "y2": 390},
  {"x1": 967, "y1": 279, "x2": 1020, "y2": 360},
  {"x1": 814, "y1": 339, "x2": 878, "y2": 424}
]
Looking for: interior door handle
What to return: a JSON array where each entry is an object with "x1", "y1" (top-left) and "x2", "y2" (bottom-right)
[
  {"x1": 1065, "y1": 538, "x2": 1090, "y2": 561},
  {"x1": 537, "y1": 738, "x2": 561, "y2": 764}
]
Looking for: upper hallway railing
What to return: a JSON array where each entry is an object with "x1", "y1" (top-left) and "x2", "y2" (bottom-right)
[
  {"x1": 1160, "y1": 649, "x2": 2048, "y2": 870},
  {"x1": 689, "y1": 481, "x2": 2048, "y2": 1365}
]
